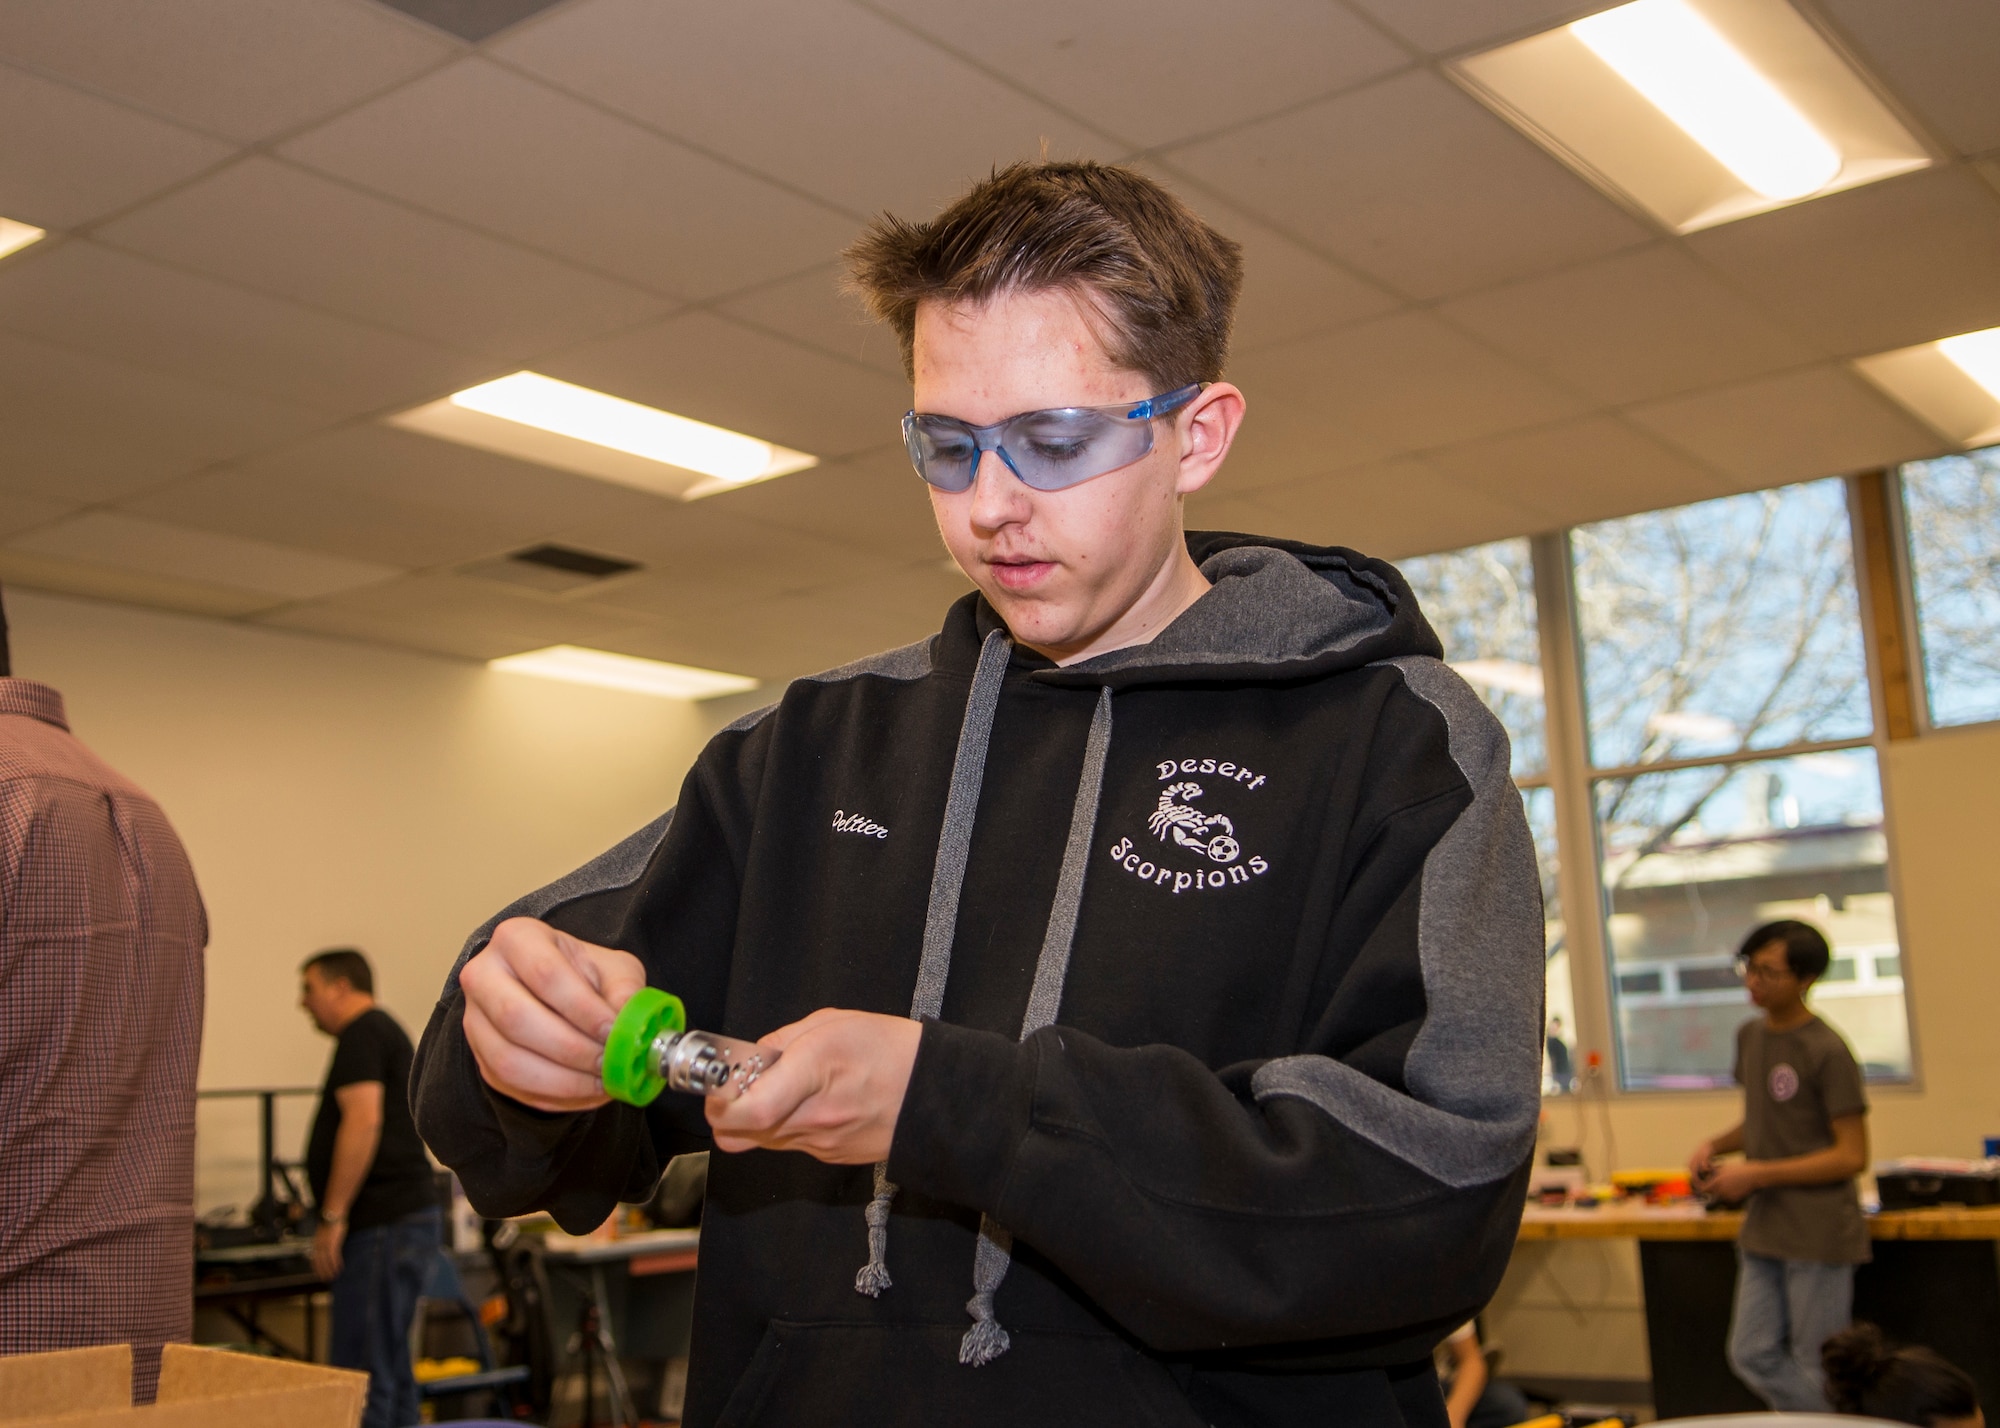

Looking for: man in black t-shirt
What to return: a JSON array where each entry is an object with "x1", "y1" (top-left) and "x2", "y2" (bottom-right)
[{"x1": 301, "y1": 949, "x2": 438, "y2": 1428}]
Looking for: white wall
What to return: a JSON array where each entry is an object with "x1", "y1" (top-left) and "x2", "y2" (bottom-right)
[{"x1": 9, "y1": 588, "x2": 737, "y2": 1211}]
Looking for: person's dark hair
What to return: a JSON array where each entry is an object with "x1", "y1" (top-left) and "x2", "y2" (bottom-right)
[
  {"x1": 302, "y1": 948, "x2": 373, "y2": 996},
  {"x1": 1737, "y1": 918, "x2": 1831, "y2": 983},
  {"x1": 0, "y1": 582, "x2": 11, "y2": 678},
  {"x1": 1823, "y1": 1323, "x2": 1979, "y2": 1426},
  {"x1": 844, "y1": 160, "x2": 1244, "y2": 392}
]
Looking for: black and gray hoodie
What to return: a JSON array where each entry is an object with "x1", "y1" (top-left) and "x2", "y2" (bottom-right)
[{"x1": 412, "y1": 532, "x2": 1545, "y2": 1428}]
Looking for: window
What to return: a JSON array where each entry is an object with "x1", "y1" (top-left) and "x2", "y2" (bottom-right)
[
  {"x1": 1402, "y1": 540, "x2": 1574, "y2": 1091},
  {"x1": 1570, "y1": 479, "x2": 1911, "y2": 1088},
  {"x1": 1900, "y1": 444, "x2": 2000, "y2": 728}
]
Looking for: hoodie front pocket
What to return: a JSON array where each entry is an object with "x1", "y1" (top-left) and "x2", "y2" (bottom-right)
[{"x1": 710, "y1": 1319, "x2": 1207, "y2": 1428}]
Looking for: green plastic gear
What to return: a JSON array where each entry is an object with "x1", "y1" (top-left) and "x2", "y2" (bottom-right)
[{"x1": 602, "y1": 986, "x2": 686, "y2": 1106}]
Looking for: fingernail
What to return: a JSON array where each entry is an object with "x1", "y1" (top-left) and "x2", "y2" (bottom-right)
[
  {"x1": 594, "y1": 1052, "x2": 604, "y2": 1071},
  {"x1": 596, "y1": 1021, "x2": 613, "y2": 1041}
]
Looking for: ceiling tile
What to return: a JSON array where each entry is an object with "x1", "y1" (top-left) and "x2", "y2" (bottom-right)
[
  {"x1": 1437, "y1": 244, "x2": 1825, "y2": 406},
  {"x1": 281, "y1": 57, "x2": 855, "y2": 300},
  {"x1": 1624, "y1": 365, "x2": 1948, "y2": 488},
  {"x1": 492, "y1": 0, "x2": 1124, "y2": 216},
  {"x1": 613, "y1": 559, "x2": 975, "y2": 683},
  {"x1": 1421, "y1": 414, "x2": 1730, "y2": 527},
  {"x1": 1685, "y1": 166, "x2": 2000, "y2": 356},
  {"x1": 0, "y1": 240, "x2": 496, "y2": 414},
  {"x1": 868, "y1": 0, "x2": 1410, "y2": 148},
  {"x1": 1124, "y1": 162, "x2": 1404, "y2": 354},
  {"x1": 1819, "y1": 0, "x2": 2000, "y2": 159},
  {"x1": 544, "y1": 310, "x2": 912, "y2": 461},
  {"x1": 9, "y1": 511, "x2": 398, "y2": 600},
  {"x1": 555, "y1": 504, "x2": 873, "y2": 620},
  {"x1": 1203, "y1": 457, "x2": 1547, "y2": 561},
  {"x1": 261, "y1": 571, "x2": 667, "y2": 664},
  {"x1": 717, "y1": 446, "x2": 946, "y2": 564},
  {"x1": 0, "y1": 547, "x2": 278, "y2": 619},
  {"x1": 124, "y1": 423, "x2": 681, "y2": 570},
  {"x1": 1220, "y1": 309, "x2": 1587, "y2": 490},
  {"x1": 0, "y1": 0, "x2": 455, "y2": 144},
  {"x1": 0, "y1": 60, "x2": 232, "y2": 229},
  {"x1": 1161, "y1": 70, "x2": 1650, "y2": 300},
  {"x1": 1340, "y1": 0, "x2": 1602, "y2": 56},
  {"x1": 0, "y1": 491, "x2": 77, "y2": 542},
  {"x1": 716, "y1": 263, "x2": 908, "y2": 377},
  {"x1": 0, "y1": 328, "x2": 330, "y2": 504},
  {"x1": 98, "y1": 157, "x2": 670, "y2": 359}
]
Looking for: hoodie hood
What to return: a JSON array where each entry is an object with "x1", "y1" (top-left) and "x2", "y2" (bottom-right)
[{"x1": 968, "y1": 531, "x2": 1442, "y2": 691}]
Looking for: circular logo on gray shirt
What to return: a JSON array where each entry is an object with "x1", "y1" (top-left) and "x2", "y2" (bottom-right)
[{"x1": 1769, "y1": 1062, "x2": 1800, "y2": 1102}]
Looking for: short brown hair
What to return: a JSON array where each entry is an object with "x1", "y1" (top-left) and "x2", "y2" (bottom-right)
[{"x1": 844, "y1": 160, "x2": 1244, "y2": 392}]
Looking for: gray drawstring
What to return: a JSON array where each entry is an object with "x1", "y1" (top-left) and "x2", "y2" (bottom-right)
[
  {"x1": 849, "y1": 633, "x2": 1116, "y2": 1370},
  {"x1": 960, "y1": 684, "x2": 1114, "y2": 1364},
  {"x1": 856, "y1": 628, "x2": 1011, "y2": 1299}
]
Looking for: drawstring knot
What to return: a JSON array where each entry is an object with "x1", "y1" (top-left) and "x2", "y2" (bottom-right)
[
  {"x1": 854, "y1": 1164, "x2": 896, "y2": 1297},
  {"x1": 958, "y1": 1218, "x2": 1015, "y2": 1365}
]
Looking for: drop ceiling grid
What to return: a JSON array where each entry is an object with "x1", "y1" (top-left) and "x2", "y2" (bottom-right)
[{"x1": 0, "y1": 0, "x2": 1991, "y2": 684}]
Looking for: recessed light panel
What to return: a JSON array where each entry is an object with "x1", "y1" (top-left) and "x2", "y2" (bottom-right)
[
  {"x1": 0, "y1": 218, "x2": 46, "y2": 262},
  {"x1": 1855, "y1": 326, "x2": 2000, "y2": 449},
  {"x1": 1451, "y1": 0, "x2": 1930, "y2": 233},
  {"x1": 490, "y1": 645, "x2": 760, "y2": 700},
  {"x1": 390, "y1": 372, "x2": 818, "y2": 501}
]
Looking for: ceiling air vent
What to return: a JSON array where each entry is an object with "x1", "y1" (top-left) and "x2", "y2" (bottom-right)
[
  {"x1": 371, "y1": 0, "x2": 570, "y2": 43},
  {"x1": 461, "y1": 543, "x2": 642, "y2": 595}
]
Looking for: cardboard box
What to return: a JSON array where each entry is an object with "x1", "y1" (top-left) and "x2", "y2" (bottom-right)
[{"x1": 0, "y1": 1345, "x2": 365, "y2": 1428}]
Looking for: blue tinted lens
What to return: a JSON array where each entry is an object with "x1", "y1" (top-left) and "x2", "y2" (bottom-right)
[{"x1": 904, "y1": 385, "x2": 1198, "y2": 493}]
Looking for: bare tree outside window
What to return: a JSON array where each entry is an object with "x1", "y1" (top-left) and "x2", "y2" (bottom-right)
[
  {"x1": 1401, "y1": 540, "x2": 1571, "y2": 1091},
  {"x1": 1901, "y1": 445, "x2": 2000, "y2": 728},
  {"x1": 1569, "y1": 479, "x2": 1908, "y2": 1087}
]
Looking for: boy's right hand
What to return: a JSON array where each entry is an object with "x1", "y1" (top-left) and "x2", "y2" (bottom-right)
[
  {"x1": 458, "y1": 916, "x2": 648, "y2": 1113},
  {"x1": 1688, "y1": 1139, "x2": 1717, "y2": 1182}
]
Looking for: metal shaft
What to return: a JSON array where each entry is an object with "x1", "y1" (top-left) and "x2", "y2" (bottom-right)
[{"x1": 648, "y1": 1029, "x2": 777, "y2": 1097}]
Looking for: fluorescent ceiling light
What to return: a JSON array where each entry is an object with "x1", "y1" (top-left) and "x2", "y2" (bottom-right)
[
  {"x1": 1451, "y1": 0, "x2": 1930, "y2": 233},
  {"x1": 490, "y1": 645, "x2": 759, "y2": 700},
  {"x1": 0, "y1": 217, "x2": 46, "y2": 262},
  {"x1": 389, "y1": 372, "x2": 817, "y2": 502},
  {"x1": 1570, "y1": 0, "x2": 1838, "y2": 201},
  {"x1": 1854, "y1": 325, "x2": 2000, "y2": 448}
]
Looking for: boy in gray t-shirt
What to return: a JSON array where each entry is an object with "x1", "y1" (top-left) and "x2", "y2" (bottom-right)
[{"x1": 1689, "y1": 920, "x2": 1871, "y2": 1412}]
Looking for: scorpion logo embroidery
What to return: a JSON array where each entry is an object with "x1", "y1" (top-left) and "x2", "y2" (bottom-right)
[{"x1": 1148, "y1": 782, "x2": 1241, "y2": 864}]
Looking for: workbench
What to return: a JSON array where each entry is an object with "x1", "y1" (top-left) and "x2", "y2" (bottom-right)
[{"x1": 1515, "y1": 1203, "x2": 2000, "y2": 1417}]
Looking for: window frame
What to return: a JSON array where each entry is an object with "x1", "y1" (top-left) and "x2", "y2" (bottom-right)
[{"x1": 1509, "y1": 473, "x2": 1924, "y2": 1098}]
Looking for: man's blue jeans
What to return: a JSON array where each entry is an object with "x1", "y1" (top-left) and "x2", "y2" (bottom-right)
[
  {"x1": 329, "y1": 1207, "x2": 442, "y2": 1428},
  {"x1": 1726, "y1": 1250, "x2": 1853, "y2": 1411}
]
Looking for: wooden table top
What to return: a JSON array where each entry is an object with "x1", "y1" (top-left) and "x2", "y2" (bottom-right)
[{"x1": 1518, "y1": 1202, "x2": 2000, "y2": 1241}]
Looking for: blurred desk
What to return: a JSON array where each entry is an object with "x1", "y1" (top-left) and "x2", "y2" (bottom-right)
[
  {"x1": 539, "y1": 1228, "x2": 700, "y2": 1422},
  {"x1": 194, "y1": 1238, "x2": 325, "y2": 1359},
  {"x1": 1514, "y1": 1203, "x2": 2000, "y2": 1417}
]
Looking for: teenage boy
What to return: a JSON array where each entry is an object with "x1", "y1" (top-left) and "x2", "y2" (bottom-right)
[
  {"x1": 1690, "y1": 919, "x2": 1870, "y2": 1411},
  {"x1": 414, "y1": 161, "x2": 1545, "y2": 1428}
]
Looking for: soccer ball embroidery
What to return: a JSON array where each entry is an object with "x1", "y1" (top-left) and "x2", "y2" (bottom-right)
[{"x1": 1148, "y1": 782, "x2": 1242, "y2": 864}]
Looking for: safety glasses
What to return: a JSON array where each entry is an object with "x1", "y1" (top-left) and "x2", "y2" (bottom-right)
[{"x1": 902, "y1": 383, "x2": 1201, "y2": 493}]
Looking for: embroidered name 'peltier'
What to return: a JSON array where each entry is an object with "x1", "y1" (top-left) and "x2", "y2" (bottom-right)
[{"x1": 831, "y1": 810, "x2": 888, "y2": 839}]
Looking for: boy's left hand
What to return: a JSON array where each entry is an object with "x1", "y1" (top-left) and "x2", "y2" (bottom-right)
[
  {"x1": 1699, "y1": 1159, "x2": 1764, "y2": 1203},
  {"x1": 705, "y1": 1009, "x2": 922, "y2": 1165}
]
